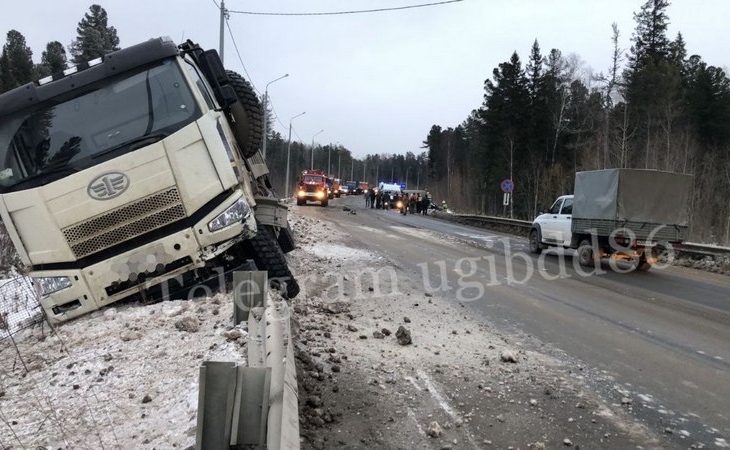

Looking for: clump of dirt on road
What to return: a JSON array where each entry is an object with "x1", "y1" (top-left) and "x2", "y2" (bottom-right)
[{"x1": 287, "y1": 210, "x2": 669, "y2": 450}]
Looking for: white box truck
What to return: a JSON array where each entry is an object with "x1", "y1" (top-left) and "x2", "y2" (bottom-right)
[{"x1": 529, "y1": 169, "x2": 693, "y2": 271}]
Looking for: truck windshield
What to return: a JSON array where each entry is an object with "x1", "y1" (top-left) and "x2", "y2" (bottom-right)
[{"x1": 0, "y1": 58, "x2": 201, "y2": 192}]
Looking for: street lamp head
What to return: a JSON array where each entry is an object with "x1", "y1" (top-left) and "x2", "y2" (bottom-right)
[
  {"x1": 290, "y1": 111, "x2": 306, "y2": 124},
  {"x1": 265, "y1": 73, "x2": 290, "y2": 92}
]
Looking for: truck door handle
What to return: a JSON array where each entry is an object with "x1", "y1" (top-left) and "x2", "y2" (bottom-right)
[{"x1": 566, "y1": 216, "x2": 571, "y2": 219}]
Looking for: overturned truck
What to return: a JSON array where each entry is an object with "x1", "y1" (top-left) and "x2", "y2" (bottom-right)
[{"x1": 0, "y1": 37, "x2": 299, "y2": 323}]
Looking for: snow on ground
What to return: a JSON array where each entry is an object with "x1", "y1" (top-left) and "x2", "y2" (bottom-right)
[
  {"x1": 0, "y1": 275, "x2": 42, "y2": 337},
  {"x1": 0, "y1": 292, "x2": 249, "y2": 449}
]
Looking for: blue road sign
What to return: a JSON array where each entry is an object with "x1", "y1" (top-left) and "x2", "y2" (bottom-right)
[
  {"x1": 500, "y1": 179, "x2": 514, "y2": 193},
  {"x1": 400, "y1": 183, "x2": 407, "y2": 190}
]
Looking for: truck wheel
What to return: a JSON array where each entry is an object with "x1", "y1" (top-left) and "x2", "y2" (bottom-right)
[
  {"x1": 296, "y1": 199, "x2": 305, "y2": 206},
  {"x1": 577, "y1": 239, "x2": 596, "y2": 267},
  {"x1": 243, "y1": 226, "x2": 300, "y2": 299},
  {"x1": 225, "y1": 70, "x2": 263, "y2": 158},
  {"x1": 636, "y1": 248, "x2": 657, "y2": 272},
  {"x1": 529, "y1": 229, "x2": 543, "y2": 254},
  {"x1": 321, "y1": 199, "x2": 329, "y2": 207}
]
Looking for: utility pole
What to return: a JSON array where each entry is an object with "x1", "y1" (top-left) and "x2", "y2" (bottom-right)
[
  {"x1": 338, "y1": 152, "x2": 341, "y2": 179},
  {"x1": 218, "y1": 1, "x2": 226, "y2": 62},
  {"x1": 311, "y1": 130, "x2": 324, "y2": 170}
]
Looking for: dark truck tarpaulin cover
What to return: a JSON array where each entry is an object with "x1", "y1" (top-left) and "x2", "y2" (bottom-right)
[{"x1": 573, "y1": 169, "x2": 693, "y2": 226}]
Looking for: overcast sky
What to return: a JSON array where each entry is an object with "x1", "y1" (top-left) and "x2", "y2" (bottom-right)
[{"x1": 2, "y1": 1, "x2": 729, "y2": 158}]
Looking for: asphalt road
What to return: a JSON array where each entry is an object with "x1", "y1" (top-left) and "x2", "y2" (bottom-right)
[{"x1": 295, "y1": 195, "x2": 730, "y2": 447}]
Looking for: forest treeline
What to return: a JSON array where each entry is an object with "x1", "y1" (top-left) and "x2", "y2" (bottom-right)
[
  {"x1": 2, "y1": 1, "x2": 729, "y2": 246},
  {"x1": 265, "y1": 0, "x2": 730, "y2": 245}
]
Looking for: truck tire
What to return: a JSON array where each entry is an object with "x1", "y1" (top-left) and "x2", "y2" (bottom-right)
[
  {"x1": 636, "y1": 248, "x2": 657, "y2": 272},
  {"x1": 243, "y1": 226, "x2": 300, "y2": 299},
  {"x1": 321, "y1": 199, "x2": 329, "y2": 207},
  {"x1": 529, "y1": 229, "x2": 543, "y2": 254},
  {"x1": 225, "y1": 70, "x2": 263, "y2": 158},
  {"x1": 577, "y1": 239, "x2": 596, "y2": 267}
]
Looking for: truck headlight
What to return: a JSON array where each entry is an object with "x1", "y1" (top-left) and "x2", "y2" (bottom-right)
[
  {"x1": 36, "y1": 277, "x2": 72, "y2": 297},
  {"x1": 208, "y1": 198, "x2": 252, "y2": 232},
  {"x1": 316, "y1": 191, "x2": 324, "y2": 199},
  {"x1": 298, "y1": 190, "x2": 306, "y2": 197}
]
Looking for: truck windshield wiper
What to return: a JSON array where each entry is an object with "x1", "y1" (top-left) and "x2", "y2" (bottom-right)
[
  {"x1": 92, "y1": 132, "x2": 168, "y2": 160},
  {"x1": 8, "y1": 166, "x2": 79, "y2": 190}
]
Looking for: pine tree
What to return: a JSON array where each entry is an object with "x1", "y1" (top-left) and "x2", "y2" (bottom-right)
[
  {"x1": 624, "y1": 0, "x2": 683, "y2": 169},
  {"x1": 42, "y1": 41, "x2": 68, "y2": 74},
  {"x1": 69, "y1": 4, "x2": 120, "y2": 64},
  {"x1": 628, "y1": 0, "x2": 671, "y2": 72},
  {"x1": 0, "y1": 30, "x2": 34, "y2": 92}
]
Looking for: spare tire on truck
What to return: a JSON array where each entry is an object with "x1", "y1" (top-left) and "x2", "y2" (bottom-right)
[{"x1": 225, "y1": 70, "x2": 264, "y2": 158}]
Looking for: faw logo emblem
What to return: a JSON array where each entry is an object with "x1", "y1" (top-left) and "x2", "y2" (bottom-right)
[{"x1": 87, "y1": 172, "x2": 130, "y2": 200}]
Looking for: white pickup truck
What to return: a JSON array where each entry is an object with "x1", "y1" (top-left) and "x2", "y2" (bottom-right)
[{"x1": 529, "y1": 169, "x2": 693, "y2": 271}]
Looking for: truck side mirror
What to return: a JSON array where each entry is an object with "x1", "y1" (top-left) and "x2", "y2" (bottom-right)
[
  {"x1": 217, "y1": 85, "x2": 238, "y2": 108},
  {"x1": 201, "y1": 49, "x2": 228, "y2": 85},
  {"x1": 197, "y1": 49, "x2": 237, "y2": 108}
]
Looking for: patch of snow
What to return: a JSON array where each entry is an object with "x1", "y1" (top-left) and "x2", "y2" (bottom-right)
[
  {"x1": 0, "y1": 293, "x2": 249, "y2": 448},
  {"x1": 306, "y1": 242, "x2": 374, "y2": 261},
  {"x1": 0, "y1": 275, "x2": 41, "y2": 336}
]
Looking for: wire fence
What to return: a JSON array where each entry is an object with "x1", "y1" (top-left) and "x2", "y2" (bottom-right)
[{"x1": 0, "y1": 275, "x2": 44, "y2": 341}]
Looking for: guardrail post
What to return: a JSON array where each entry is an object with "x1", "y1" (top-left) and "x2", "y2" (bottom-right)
[
  {"x1": 233, "y1": 270, "x2": 268, "y2": 324},
  {"x1": 195, "y1": 361, "x2": 237, "y2": 450},
  {"x1": 196, "y1": 361, "x2": 272, "y2": 450},
  {"x1": 231, "y1": 367, "x2": 272, "y2": 448}
]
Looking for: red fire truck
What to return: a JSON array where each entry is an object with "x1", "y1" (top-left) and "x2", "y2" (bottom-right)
[{"x1": 296, "y1": 170, "x2": 329, "y2": 207}]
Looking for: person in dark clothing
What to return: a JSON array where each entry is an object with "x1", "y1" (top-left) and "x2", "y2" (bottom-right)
[
  {"x1": 421, "y1": 190, "x2": 431, "y2": 215},
  {"x1": 369, "y1": 189, "x2": 376, "y2": 208}
]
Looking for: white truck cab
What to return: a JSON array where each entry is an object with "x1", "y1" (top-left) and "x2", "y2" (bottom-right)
[{"x1": 532, "y1": 194, "x2": 573, "y2": 248}]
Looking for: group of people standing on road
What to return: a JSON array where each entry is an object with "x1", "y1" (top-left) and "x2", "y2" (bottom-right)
[{"x1": 365, "y1": 189, "x2": 432, "y2": 214}]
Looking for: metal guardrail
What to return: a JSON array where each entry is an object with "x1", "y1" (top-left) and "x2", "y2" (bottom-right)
[
  {"x1": 196, "y1": 271, "x2": 299, "y2": 450},
  {"x1": 438, "y1": 212, "x2": 730, "y2": 258}
]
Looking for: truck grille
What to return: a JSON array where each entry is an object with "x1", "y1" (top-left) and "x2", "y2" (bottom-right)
[{"x1": 63, "y1": 188, "x2": 186, "y2": 258}]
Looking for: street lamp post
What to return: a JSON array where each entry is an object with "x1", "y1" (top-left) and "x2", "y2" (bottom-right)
[
  {"x1": 310, "y1": 129, "x2": 324, "y2": 170},
  {"x1": 328, "y1": 141, "x2": 339, "y2": 176},
  {"x1": 285, "y1": 111, "x2": 306, "y2": 199},
  {"x1": 262, "y1": 73, "x2": 289, "y2": 159}
]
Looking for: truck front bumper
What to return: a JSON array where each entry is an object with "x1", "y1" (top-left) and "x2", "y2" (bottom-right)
[{"x1": 34, "y1": 191, "x2": 257, "y2": 323}]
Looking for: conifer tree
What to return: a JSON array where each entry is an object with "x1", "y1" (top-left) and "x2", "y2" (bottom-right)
[
  {"x1": 69, "y1": 4, "x2": 120, "y2": 64},
  {"x1": 0, "y1": 30, "x2": 34, "y2": 92}
]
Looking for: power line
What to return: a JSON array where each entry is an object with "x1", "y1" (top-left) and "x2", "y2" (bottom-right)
[
  {"x1": 228, "y1": 0, "x2": 464, "y2": 16},
  {"x1": 224, "y1": 15, "x2": 259, "y2": 95}
]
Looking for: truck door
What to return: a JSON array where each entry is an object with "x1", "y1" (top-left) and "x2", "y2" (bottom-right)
[
  {"x1": 541, "y1": 198, "x2": 564, "y2": 243},
  {"x1": 556, "y1": 197, "x2": 573, "y2": 246}
]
